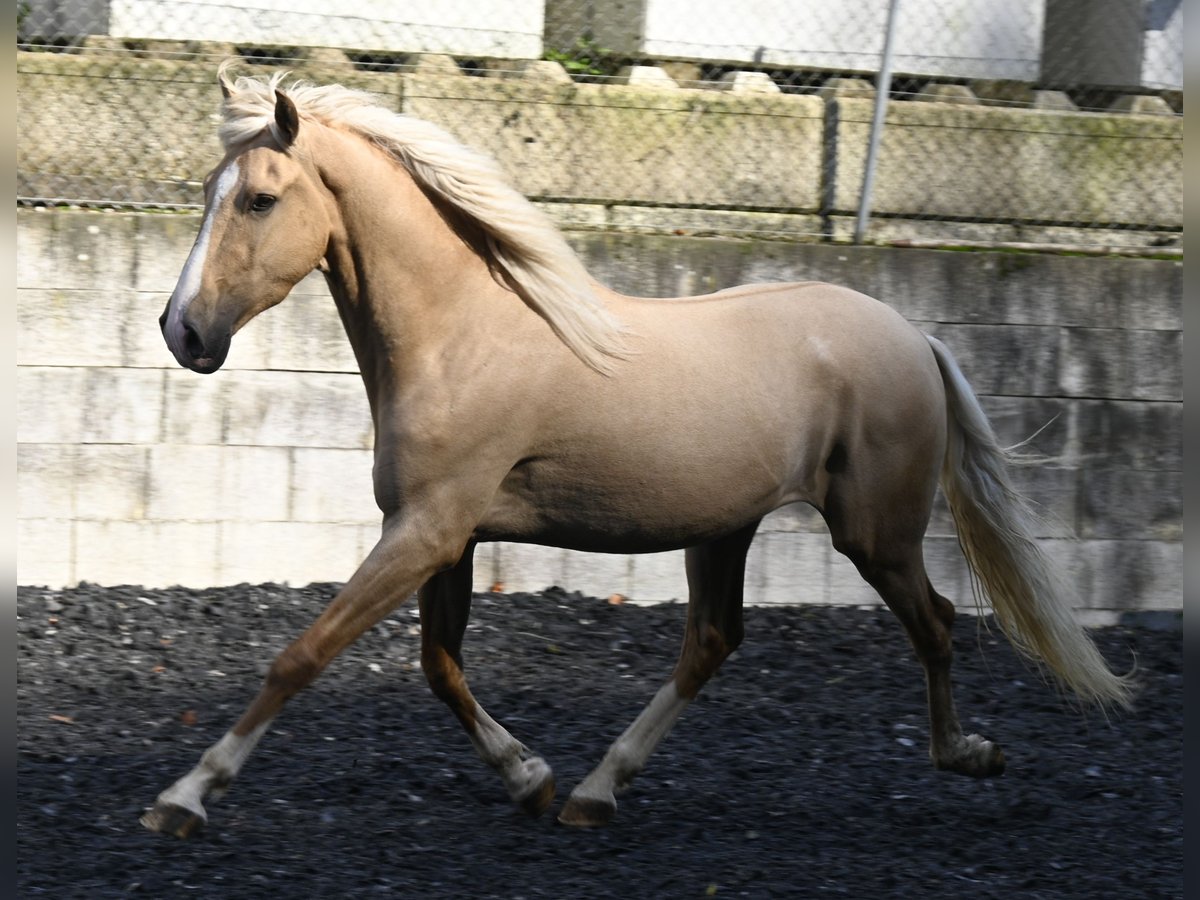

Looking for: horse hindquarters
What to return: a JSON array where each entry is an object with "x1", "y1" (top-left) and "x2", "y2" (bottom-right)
[{"x1": 817, "y1": 387, "x2": 1008, "y2": 776}]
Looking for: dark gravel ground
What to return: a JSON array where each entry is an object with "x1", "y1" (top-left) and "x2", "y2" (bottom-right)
[{"x1": 18, "y1": 582, "x2": 1181, "y2": 899}]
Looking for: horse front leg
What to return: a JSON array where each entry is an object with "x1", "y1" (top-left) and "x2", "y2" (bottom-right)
[
  {"x1": 558, "y1": 521, "x2": 759, "y2": 826},
  {"x1": 140, "y1": 517, "x2": 466, "y2": 837},
  {"x1": 419, "y1": 543, "x2": 556, "y2": 816}
]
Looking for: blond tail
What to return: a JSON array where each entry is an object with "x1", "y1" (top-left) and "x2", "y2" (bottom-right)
[{"x1": 926, "y1": 335, "x2": 1134, "y2": 709}]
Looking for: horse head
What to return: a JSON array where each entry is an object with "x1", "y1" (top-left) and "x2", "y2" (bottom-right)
[{"x1": 160, "y1": 85, "x2": 331, "y2": 373}]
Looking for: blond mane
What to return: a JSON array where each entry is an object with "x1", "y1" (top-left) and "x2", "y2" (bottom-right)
[{"x1": 216, "y1": 63, "x2": 628, "y2": 374}]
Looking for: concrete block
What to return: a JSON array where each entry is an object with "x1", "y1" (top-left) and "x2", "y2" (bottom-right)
[
  {"x1": 243, "y1": 292, "x2": 360, "y2": 375},
  {"x1": 471, "y1": 542, "x2": 500, "y2": 593},
  {"x1": 18, "y1": 288, "x2": 164, "y2": 369},
  {"x1": 604, "y1": 205, "x2": 823, "y2": 240},
  {"x1": 147, "y1": 444, "x2": 292, "y2": 522},
  {"x1": 1108, "y1": 95, "x2": 1176, "y2": 116},
  {"x1": 715, "y1": 72, "x2": 779, "y2": 94},
  {"x1": 17, "y1": 55, "x2": 400, "y2": 209},
  {"x1": 304, "y1": 47, "x2": 355, "y2": 72},
  {"x1": 219, "y1": 371, "x2": 373, "y2": 449},
  {"x1": 1071, "y1": 400, "x2": 1182, "y2": 472},
  {"x1": 923, "y1": 323, "x2": 1059, "y2": 397},
  {"x1": 917, "y1": 83, "x2": 980, "y2": 105},
  {"x1": 79, "y1": 368, "x2": 166, "y2": 444},
  {"x1": 1059, "y1": 328, "x2": 1182, "y2": 401},
  {"x1": 1125, "y1": 330, "x2": 1182, "y2": 401},
  {"x1": 1072, "y1": 539, "x2": 1183, "y2": 611},
  {"x1": 17, "y1": 367, "x2": 87, "y2": 444},
  {"x1": 18, "y1": 519, "x2": 74, "y2": 588},
  {"x1": 920, "y1": 537, "x2": 972, "y2": 607},
  {"x1": 133, "y1": 211, "x2": 207, "y2": 293},
  {"x1": 490, "y1": 59, "x2": 573, "y2": 83},
  {"x1": 217, "y1": 522, "x2": 364, "y2": 587},
  {"x1": 161, "y1": 373, "x2": 228, "y2": 446},
  {"x1": 1079, "y1": 469, "x2": 1182, "y2": 541},
  {"x1": 615, "y1": 66, "x2": 678, "y2": 88},
  {"x1": 14, "y1": 210, "x2": 138, "y2": 290},
  {"x1": 819, "y1": 77, "x2": 875, "y2": 100},
  {"x1": 1103, "y1": 258, "x2": 1183, "y2": 331},
  {"x1": 840, "y1": 247, "x2": 1178, "y2": 333},
  {"x1": 628, "y1": 551, "x2": 688, "y2": 603},
  {"x1": 976, "y1": 395, "x2": 1074, "y2": 460},
  {"x1": 746, "y1": 532, "x2": 831, "y2": 606},
  {"x1": 410, "y1": 54, "x2": 464, "y2": 76},
  {"x1": 18, "y1": 444, "x2": 77, "y2": 520},
  {"x1": 75, "y1": 445, "x2": 150, "y2": 521},
  {"x1": 74, "y1": 520, "x2": 221, "y2": 588},
  {"x1": 144, "y1": 444, "x2": 220, "y2": 522},
  {"x1": 289, "y1": 448, "x2": 378, "y2": 523},
  {"x1": 17, "y1": 56, "x2": 224, "y2": 207},
  {"x1": 830, "y1": 97, "x2": 1182, "y2": 229},
  {"x1": 562, "y1": 550, "x2": 632, "y2": 600},
  {"x1": 402, "y1": 75, "x2": 824, "y2": 212},
  {"x1": 491, "y1": 542, "x2": 566, "y2": 594},
  {"x1": 658, "y1": 62, "x2": 704, "y2": 86},
  {"x1": 825, "y1": 545, "x2": 878, "y2": 607},
  {"x1": 999, "y1": 465, "x2": 1080, "y2": 539},
  {"x1": 1031, "y1": 91, "x2": 1077, "y2": 111}
]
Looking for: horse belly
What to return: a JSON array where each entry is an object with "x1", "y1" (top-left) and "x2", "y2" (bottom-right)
[{"x1": 476, "y1": 383, "x2": 828, "y2": 553}]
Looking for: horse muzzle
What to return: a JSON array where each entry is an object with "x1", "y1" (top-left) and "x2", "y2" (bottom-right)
[{"x1": 160, "y1": 308, "x2": 231, "y2": 374}]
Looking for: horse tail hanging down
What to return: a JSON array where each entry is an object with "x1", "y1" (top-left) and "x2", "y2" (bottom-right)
[{"x1": 926, "y1": 336, "x2": 1134, "y2": 710}]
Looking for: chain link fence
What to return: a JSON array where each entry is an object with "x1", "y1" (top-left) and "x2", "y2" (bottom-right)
[{"x1": 17, "y1": 0, "x2": 1183, "y2": 250}]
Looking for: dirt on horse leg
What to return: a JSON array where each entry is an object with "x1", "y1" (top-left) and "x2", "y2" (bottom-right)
[
  {"x1": 141, "y1": 525, "x2": 448, "y2": 837},
  {"x1": 558, "y1": 522, "x2": 757, "y2": 826},
  {"x1": 419, "y1": 546, "x2": 555, "y2": 817}
]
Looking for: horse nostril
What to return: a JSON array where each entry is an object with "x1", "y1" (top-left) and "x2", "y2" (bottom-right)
[{"x1": 183, "y1": 323, "x2": 206, "y2": 360}]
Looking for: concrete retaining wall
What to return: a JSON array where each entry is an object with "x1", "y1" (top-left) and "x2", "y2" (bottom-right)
[
  {"x1": 16, "y1": 209, "x2": 1182, "y2": 611},
  {"x1": 16, "y1": 51, "x2": 1182, "y2": 247}
]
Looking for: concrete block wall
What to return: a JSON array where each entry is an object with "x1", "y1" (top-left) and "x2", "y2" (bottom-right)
[
  {"x1": 16, "y1": 210, "x2": 1182, "y2": 612},
  {"x1": 16, "y1": 51, "x2": 1182, "y2": 248}
]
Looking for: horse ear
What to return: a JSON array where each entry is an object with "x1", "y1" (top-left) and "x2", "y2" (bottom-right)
[{"x1": 274, "y1": 90, "x2": 300, "y2": 146}]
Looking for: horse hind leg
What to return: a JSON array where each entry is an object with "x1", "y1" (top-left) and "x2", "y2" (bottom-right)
[
  {"x1": 558, "y1": 520, "x2": 758, "y2": 827},
  {"x1": 838, "y1": 535, "x2": 1006, "y2": 778},
  {"x1": 419, "y1": 544, "x2": 556, "y2": 817}
]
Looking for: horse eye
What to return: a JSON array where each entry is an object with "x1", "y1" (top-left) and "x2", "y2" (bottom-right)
[{"x1": 250, "y1": 194, "x2": 276, "y2": 213}]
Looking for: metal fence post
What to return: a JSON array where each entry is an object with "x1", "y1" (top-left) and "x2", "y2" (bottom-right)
[{"x1": 853, "y1": 0, "x2": 901, "y2": 244}]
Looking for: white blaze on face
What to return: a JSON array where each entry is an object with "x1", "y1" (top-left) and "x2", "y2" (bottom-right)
[{"x1": 163, "y1": 161, "x2": 240, "y2": 362}]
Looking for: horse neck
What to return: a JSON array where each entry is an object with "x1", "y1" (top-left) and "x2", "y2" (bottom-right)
[{"x1": 313, "y1": 128, "x2": 511, "y2": 395}]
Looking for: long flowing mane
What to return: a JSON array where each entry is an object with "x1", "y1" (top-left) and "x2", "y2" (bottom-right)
[{"x1": 216, "y1": 63, "x2": 628, "y2": 373}]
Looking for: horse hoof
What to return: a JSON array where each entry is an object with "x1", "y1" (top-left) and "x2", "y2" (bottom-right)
[
  {"x1": 140, "y1": 802, "x2": 207, "y2": 839},
  {"x1": 557, "y1": 793, "x2": 617, "y2": 827},
  {"x1": 517, "y1": 770, "x2": 557, "y2": 818},
  {"x1": 935, "y1": 733, "x2": 1006, "y2": 778}
]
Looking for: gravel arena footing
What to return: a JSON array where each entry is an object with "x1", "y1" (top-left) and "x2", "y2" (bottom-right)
[{"x1": 18, "y1": 583, "x2": 1182, "y2": 898}]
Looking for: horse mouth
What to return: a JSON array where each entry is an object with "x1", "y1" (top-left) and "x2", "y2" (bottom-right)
[
  {"x1": 162, "y1": 315, "x2": 230, "y2": 374},
  {"x1": 187, "y1": 355, "x2": 225, "y2": 375},
  {"x1": 182, "y1": 326, "x2": 227, "y2": 374}
]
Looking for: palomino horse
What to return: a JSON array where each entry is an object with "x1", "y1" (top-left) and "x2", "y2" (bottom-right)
[{"x1": 143, "y1": 67, "x2": 1131, "y2": 836}]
